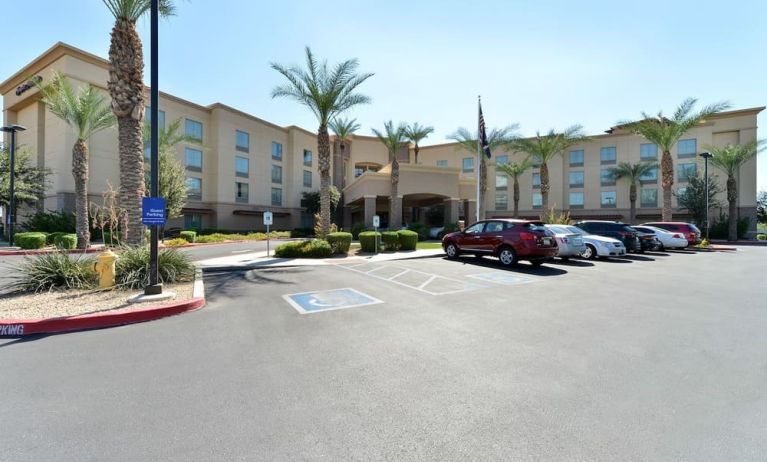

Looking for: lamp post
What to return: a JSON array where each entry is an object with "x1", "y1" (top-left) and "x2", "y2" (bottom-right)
[
  {"x1": 1, "y1": 124, "x2": 27, "y2": 246},
  {"x1": 699, "y1": 151, "x2": 713, "y2": 241},
  {"x1": 144, "y1": 0, "x2": 162, "y2": 295}
]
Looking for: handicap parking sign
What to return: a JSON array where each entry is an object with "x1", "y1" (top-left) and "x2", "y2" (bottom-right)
[{"x1": 282, "y1": 288, "x2": 383, "y2": 314}]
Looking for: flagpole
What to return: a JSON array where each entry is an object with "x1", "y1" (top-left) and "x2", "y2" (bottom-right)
[{"x1": 476, "y1": 95, "x2": 481, "y2": 223}]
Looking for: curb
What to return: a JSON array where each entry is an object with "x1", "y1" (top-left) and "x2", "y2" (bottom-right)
[
  {"x1": 0, "y1": 247, "x2": 105, "y2": 256},
  {"x1": 0, "y1": 269, "x2": 206, "y2": 337}
]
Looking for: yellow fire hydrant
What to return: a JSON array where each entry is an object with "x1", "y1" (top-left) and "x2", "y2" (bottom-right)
[{"x1": 92, "y1": 249, "x2": 118, "y2": 289}]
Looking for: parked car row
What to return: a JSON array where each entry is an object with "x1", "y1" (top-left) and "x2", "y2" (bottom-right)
[{"x1": 441, "y1": 219, "x2": 701, "y2": 267}]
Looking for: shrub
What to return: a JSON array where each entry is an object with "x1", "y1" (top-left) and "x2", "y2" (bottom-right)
[
  {"x1": 163, "y1": 238, "x2": 189, "y2": 247},
  {"x1": 541, "y1": 206, "x2": 571, "y2": 225},
  {"x1": 313, "y1": 213, "x2": 338, "y2": 238},
  {"x1": 326, "y1": 232, "x2": 352, "y2": 254},
  {"x1": 351, "y1": 222, "x2": 366, "y2": 240},
  {"x1": 195, "y1": 233, "x2": 227, "y2": 243},
  {"x1": 757, "y1": 234, "x2": 766, "y2": 241},
  {"x1": 440, "y1": 222, "x2": 460, "y2": 237},
  {"x1": 12, "y1": 252, "x2": 96, "y2": 293},
  {"x1": 53, "y1": 233, "x2": 77, "y2": 250},
  {"x1": 46, "y1": 231, "x2": 67, "y2": 245},
  {"x1": 115, "y1": 246, "x2": 195, "y2": 290},
  {"x1": 245, "y1": 232, "x2": 267, "y2": 240},
  {"x1": 397, "y1": 230, "x2": 418, "y2": 250},
  {"x1": 358, "y1": 231, "x2": 381, "y2": 253},
  {"x1": 102, "y1": 231, "x2": 120, "y2": 246},
  {"x1": 381, "y1": 231, "x2": 400, "y2": 251},
  {"x1": 179, "y1": 230, "x2": 197, "y2": 243},
  {"x1": 291, "y1": 228, "x2": 313, "y2": 238},
  {"x1": 15, "y1": 232, "x2": 48, "y2": 249},
  {"x1": 22, "y1": 210, "x2": 75, "y2": 233},
  {"x1": 709, "y1": 214, "x2": 750, "y2": 240},
  {"x1": 407, "y1": 223, "x2": 430, "y2": 241},
  {"x1": 274, "y1": 239, "x2": 333, "y2": 258}
]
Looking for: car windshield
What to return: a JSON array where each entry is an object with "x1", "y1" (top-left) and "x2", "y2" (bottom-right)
[{"x1": 566, "y1": 226, "x2": 589, "y2": 236}]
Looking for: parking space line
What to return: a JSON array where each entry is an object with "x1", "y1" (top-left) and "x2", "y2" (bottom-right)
[
  {"x1": 387, "y1": 269, "x2": 410, "y2": 280},
  {"x1": 417, "y1": 275, "x2": 437, "y2": 289},
  {"x1": 338, "y1": 262, "x2": 487, "y2": 296}
]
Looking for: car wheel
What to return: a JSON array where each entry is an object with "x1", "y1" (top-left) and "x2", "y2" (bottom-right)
[
  {"x1": 582, "y1": 244, "x2": 597, "y2": 260},
  {"x1": 658, "y1": 243, "x2": 665, "y2": 252},
  {"x1": 445, "y1": 242, "x2": 459, "y2": 260},
  {"x1": 498, "y1": 246, "x2": 518, "y2": 267},
  {"x1": 560, "y1": 256, "x2": 570, "y2": 261}
]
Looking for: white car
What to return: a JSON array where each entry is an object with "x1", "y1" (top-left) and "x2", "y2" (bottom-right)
[
  {"x1": 562, "y1": 225, "x2": 626, "y2": 259},
  {"x1": 633, "y1": 225, "x2": 688, "y2": 250},
  {"x1": 545, "y1": 224, "x2": 587, "y2": 260}
]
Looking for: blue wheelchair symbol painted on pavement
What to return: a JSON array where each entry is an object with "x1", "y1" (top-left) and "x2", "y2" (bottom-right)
[{"x1": 283, "y1": 288, "x2": 383, "y2": 314}]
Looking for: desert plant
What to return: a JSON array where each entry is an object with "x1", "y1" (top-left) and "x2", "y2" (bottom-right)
[
  {"x1": 179, "y1": 230, "x2": 196, "y2": 243},
  {"x1": 358, "y1": 231, "x2": 381, "y2": 252},
  {"x1": 23, "y1": 210, "x2": 76, "y2": 233},
  {"x1": 115, "y1": 246, "x2": 194, "y2": 289},
  {"x1": 540, "y1": 206, "x2": 571, "y2": 225},
  {"x1": 12, "y1": 252, "x2": 97, "y2": 293},
  {"x1": 397, "y1": 230, "x2": 418, "y2": 250},
  {"x1": 274, "y1": 239, "x2": 333, "y2": 258},
  {"x1": 326, "y1": 232, "x2": 352, "y2": 254},
  {"x1": 313, "y1": 213, "x2": 338, "y2": 238},
  {"x1": 54, "y1": 233, "x2": 77, "y2": 250},
  {"x1": 381, "y1": 231, "x2": 400, "y2": 251},
  {"x1": 91, "y1": 182, "x2": 127, "y2": 246},
  {"x1": 163, "y1": 238, "x2": 188, "y2": 247},
  {"x1": 15, "y1": 232, "x2": 48, "y2": 249}
]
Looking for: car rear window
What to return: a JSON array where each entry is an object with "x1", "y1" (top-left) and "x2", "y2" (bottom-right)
[
  {"x1": 622, "y1": 226, "x2": 637, "y2": 233},
  {"x1": 689, "y1": 224, "x2": 701, "y2": 233},
  {"x1": 524, "y1": 223, "x2": 548, "y2": 233}
]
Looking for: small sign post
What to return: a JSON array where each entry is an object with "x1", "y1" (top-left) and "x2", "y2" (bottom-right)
[
  {"x1": 264, "y1": 211, "x2": 273, "y2": 257},
  {"x1": 373, "y1": 215, "x2": 380, "y2": 254}
]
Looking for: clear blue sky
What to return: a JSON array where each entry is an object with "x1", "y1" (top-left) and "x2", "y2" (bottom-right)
[{"x1": 2, "y1": 0, "x2": 765, "y2": 192}]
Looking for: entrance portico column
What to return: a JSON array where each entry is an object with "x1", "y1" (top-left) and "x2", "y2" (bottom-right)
[
  {"x1": 364, "y1": 195, "x2": 376, "y2": 228},
  {"x1": 465, "y1": 200, "x2": 477, "y2": 225},
  {"x1": 343, "y1": 205, "x2": 352, "y2": 230},
  {"x1": 444, "y1": 198, "x2": 460, "y2": 225}
]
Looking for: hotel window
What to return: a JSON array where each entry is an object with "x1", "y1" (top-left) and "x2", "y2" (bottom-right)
[
  {"x1": 569, "y1": 149, "x2": 584, "y2": 166},
  {"x1": 235, "y1": 130, "x2": 249, "y2": 152},
  {"x1": 569, "y1": 192, "x2": 584, "y2": 208},
  {"x1": 677, "y1": 138, "x2": 697, "y2": 158},
  {"x1": 185, "y1": 119, "x2": 203, "y2": 142},
  {"x1": 462, "y1": 157, "x2": 474, "y2": 173},
  {"x1": 677, "y1": 163, "x2": 697, "y2": 182},
  {"x1": 640, "y1": 188, "x2": 658, "y2": 207},
  {"x1": 303, "y1": 170, "x2": 312, "y2": 188},
  {"x1": 271, "y1": 188, "x2": 282, "y2": 206},
  {"x1": 640, "y1": 143, "x2": 658, "y2": 160},
  {"x1": 235, "y1": 182, "x2": 249, "y2": 203},
  {"x1": 600, "y1": 169, "x2": 615, "y2": 186},
  {"x1": 436, "y1": 159, "x2": 448, "y2": 167},
  {"x1": 532, "y1": 153, "x2": 542, "y2": 167},
  {"x1": 235, "y1": 156, "x2": 249, "y2": 178},
  {"x1": 184, "y1": 213, "x2": 201, "y2": 230},
  {"x1": 186, "y1": 177, "x2": 202, "y2": 200},
  {"x1": 495, "y1": 174, "x2": 508, "y2": 190},
  {"x1": 272, "y1": 141, "x2": 283, "y2": 161},
  {"x1": 677, "y1": 187, "x2": 688, "y2": 198},
  {"x1": 495, "y1": 193, "x2": 508, "y2": 210},
  {"x1": 600, "y1": 146, "x2": 617, "y2": 164},
  {"x1": 303, "y1": 149, "x2": 312, "y2": 166},
  {"x1": 185, "y1": 148, "x2": 202, "y2": 171},
  {"x1": 271, "y1": 165, "x2": 282, "y2": 184},
  {"x1": 532, "y1": 193, "x2": 543, "y2": 209},
  {"x1": 569, "y1": 171, "x2": 584, "y2": 188},
  {"x1": 146, "y1": 108, "x2": 166, "y2": 129},
  {"x1": 532, "y1": 172, "x2": 541, "y2": 188},
  {"x1": 496, "y1": 155, "x2": 508, "y2": 166},
  {"x1": 640, "y1": 166, "x2": 658, "y2": 183},
  {"x1": 600, "y1": 191, "x2": 617, "y2": 208}
]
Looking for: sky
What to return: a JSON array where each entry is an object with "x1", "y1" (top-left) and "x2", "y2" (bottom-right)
[{"x1": 1, "y1": 0, "x2": 766, "y2": 192}]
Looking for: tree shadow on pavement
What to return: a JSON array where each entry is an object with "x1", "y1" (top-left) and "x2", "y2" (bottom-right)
[{"x1": 203, "y1": 267, "x2": 308, "y2": 301}]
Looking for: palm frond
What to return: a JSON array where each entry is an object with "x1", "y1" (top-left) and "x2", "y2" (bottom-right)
[
  {"x1": 102, "y1": 0, "x2": 175, "y2": 20},
  {"x1": 372, "y1": 121, "x2": 407, "y2": 160},
  {"x1": 329, "y1": 117, "x2": 360, "y2": 140},
  {"x1": 404, "y1": 122, "x2": 435, "y2": 144},
  {"x1": 704, "y1": 140, "x2": 765, "y2": 176}
]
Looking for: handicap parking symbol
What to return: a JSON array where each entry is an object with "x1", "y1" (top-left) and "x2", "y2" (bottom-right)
[{"x1": 283, "y1": 288, "x2": 384, "y2": 314}]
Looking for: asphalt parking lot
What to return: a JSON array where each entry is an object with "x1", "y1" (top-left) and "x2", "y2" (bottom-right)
[{"x1": 1, "y1": 247, "x2": 766, "y2": 461}]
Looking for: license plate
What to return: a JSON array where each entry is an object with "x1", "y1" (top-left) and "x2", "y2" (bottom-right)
[{"x1": 542, "y1": 237, "x2": 552, "y2": 246}]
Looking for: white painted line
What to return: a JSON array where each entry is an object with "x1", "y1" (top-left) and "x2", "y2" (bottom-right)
[
  {"x1": 281, "y1": 287, "x2": 384, "y2": 315},
  {"x1": 466, "y1": 273, "x2": 535, "y2": 286},
  {"x1": 337, "y1": 263, "x2": 487, "y2": 296},
  {"x1": 417, "y1": 275, "x2": 437, "y2": 289},
  {"x1": 387, "y1": 269, "x2": 410, "y2": 280}
]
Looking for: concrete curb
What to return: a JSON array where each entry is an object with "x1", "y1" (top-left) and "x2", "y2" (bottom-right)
[
  {"x1": 0, "y1": 269, "x2": 206, "y2": 337},
  {"x1": 0, "y1": 247, "x2": 105, "y2": 256}
]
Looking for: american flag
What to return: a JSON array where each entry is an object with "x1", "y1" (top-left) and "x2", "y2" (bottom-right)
[{"x1": 479, "y1": 103, "x2": 491, "y2": 158}]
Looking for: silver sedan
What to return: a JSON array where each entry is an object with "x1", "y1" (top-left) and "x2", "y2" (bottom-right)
[{"x1": 545, "y1": 224, "x2": 588, "y2": 260}]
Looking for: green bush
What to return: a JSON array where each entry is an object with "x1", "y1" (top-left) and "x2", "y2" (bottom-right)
[
  {"x1": 195, "y1": 233, "x2": 227, "y2": 243},
  {"x1": 358, "y1": 231, "x2": 381, "y2": 252},
  {"x1": 46, "y1": 231, "x2": 67, "y2": 245},
  {"x1": 709, "y1": 214, "x2": 750, "y2": 240},
  {"x1": 439, "y1": 222, "x2": 460, "y2": 238},
  {"x1": 12, "y1": 252, "x2": 96, "y2": 293},
  {"x1": 22, "y1": 210, "x2": 76, "y2": 233},
  {"x1": 407, "y1": 223, "x2": 430, "y2": 241},
  {"x1": 397, "y1": 230, "x2": 418, "y2": 250},
  {"x1": 351, "y1": 223, "x2": 367, "y2": 240},
  {"x1": 326, "y1": 232, "x2": 352, "y2": 254},
  {"x1": 179, "y1": 230, "x2": 197, "y2": 243},
  {"x1": 291, "y1": 228, "x2": 313, "y2": 238},
  {"x1": 15, "y1": 232, "x2": 48, "y2": 249},
  {"x1": 274, "y1": 239, "x2": 333, "y2": 258},
  {"x1": 756, "y1": 234, "x2": 766, "y2": 241},
  {"x1": 54, "y1": 233, "x2": 77, "y2": 250},
  {"x1": 102, "y1": 231, "x2": 120, "y2": 246},
  {"x1": 115, "y1": 246, "x2": 195, "y2": 289},
  {"x1": 381, "y1": 231, "x2": 400, "y2": 251},
  {"x1": 164, "y1": 238, "x2": 189, "y2": 247}
]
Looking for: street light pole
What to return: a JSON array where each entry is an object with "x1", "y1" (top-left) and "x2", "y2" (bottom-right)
[
  {"x1": 145, "y1": 0, "x2": 162, "y2": 295},
  {"x1": 1, "y1": 124, "x2": 27, "y2": 246},
  {"x1": 700, "y1": 151, "x2": 713, "y2": 242}
]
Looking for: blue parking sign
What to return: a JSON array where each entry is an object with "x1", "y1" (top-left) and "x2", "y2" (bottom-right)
[{"x1": 142, "y1": 197, "x2": 166, "y2": 225}]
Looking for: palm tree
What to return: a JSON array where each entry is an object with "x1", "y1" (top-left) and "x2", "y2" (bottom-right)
[
  {"x1": 36, "y1": 72, "x2": 116, "y2": 249},
  {"x1": 329, "y1": 117, "x2": 360, "y2": 185},
  {"x1": 371, "y1": 121, "x2": 408, "y2": 229},
  {"x1": 103, "y1": 0, "x2": 176, "y2": 244},
  {"x1": 450, "y1": 125, "x2": 518, "y2": 220},
  {"x1": 271, "y1": 48, "x2": 373, "y2": 238},
  {"x1": 607, "y1": 161, "x2": 659, "y2": 224},
  {"x1": 704, "y1": 140, "x2": 765, "y2": 240},
  {"x1": 510, "y1": 125, "x2": 588, "y2": 212},
  {"x1": 622, "y1": 98, "x2": 730, "y2": 221},
  {"x1": 496, "y1": 158, "x2": 533, "y2": 218},
  {"x1": 404, "y1": 122, "x2": 434, "y2": 164}
]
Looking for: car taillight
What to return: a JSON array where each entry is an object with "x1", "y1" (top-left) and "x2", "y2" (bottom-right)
[{"x1": 520, "y1": 232, "x2": 536, "y2": 241}]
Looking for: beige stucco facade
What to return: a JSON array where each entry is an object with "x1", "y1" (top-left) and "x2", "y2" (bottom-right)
[{"x1": 1, "y1": 42, "x2": 763, "y2": 234}]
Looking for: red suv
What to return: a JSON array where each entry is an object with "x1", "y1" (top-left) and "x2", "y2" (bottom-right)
[
  {"x1": 442, "y1": 219, "x2": 558, "y2": 267},
  {"x1": 641, "y1": 222, "x2": 701, "y2": 246}
]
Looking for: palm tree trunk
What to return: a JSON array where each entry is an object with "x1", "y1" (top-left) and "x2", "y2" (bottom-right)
[
  {"x1": 414, "y1": 144, "x2": 419, "y2": 164},
  {"x1": 108, "y1": 19, "x2": 146, "y2": 245},
  {"x1": 513, "y1": 177, "x2": 520, "y2": 218},
  {"x1": 629, "y1": 182, "x2": 637, "y2": 225},
  {"x1": 73, "y1": 139, "x2": 90, "y2": 249},
  {"x1": 727, "y1": 175, "x2": 738, "y2": 241},
  {"x1": 661, "y1": 150, "x2": 674, "y2": 221},
  {"x1": 479, "y1": 155, "x2": 487, "y2": 220},
  {"x1": 540, "y1": 162, "x2": 550, "y2": 211},
  {"x1": 317, "y1": 124, "x2": 331, "y2": 238},
  {"x1": 390, "y1": 158, "x2": 401, "y2": 229}
]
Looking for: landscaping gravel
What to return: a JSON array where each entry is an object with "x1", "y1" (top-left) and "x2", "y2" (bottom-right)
[{"x1": 0, "y1": 282, "x2": 194, "y2": 319}]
